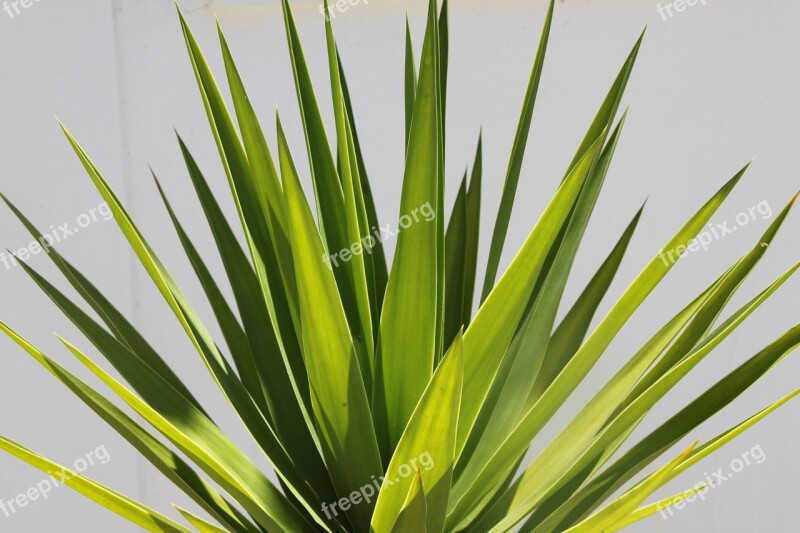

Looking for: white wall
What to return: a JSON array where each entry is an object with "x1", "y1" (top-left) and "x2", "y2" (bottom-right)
[{"x1": 0, "y1": 0, "x2": 798, "y2": 531}]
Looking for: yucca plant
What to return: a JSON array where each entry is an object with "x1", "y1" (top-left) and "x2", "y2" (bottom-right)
[{"x1": 1, "y1": 0, "x2": 798, "y2": 531}]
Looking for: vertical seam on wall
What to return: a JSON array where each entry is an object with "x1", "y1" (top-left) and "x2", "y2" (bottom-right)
[{"x1": 108, "y1": 0, "x2": 146, "y2": 516}]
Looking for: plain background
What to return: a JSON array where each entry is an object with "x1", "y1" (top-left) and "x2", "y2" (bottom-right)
[{"x1": 1, "y1": 0, "x2": 798, "y2": 531}]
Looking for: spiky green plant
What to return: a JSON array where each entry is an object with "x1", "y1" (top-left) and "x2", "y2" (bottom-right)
[{"x1": 1, "y1": 0, "x2": 798, "y2": 531}]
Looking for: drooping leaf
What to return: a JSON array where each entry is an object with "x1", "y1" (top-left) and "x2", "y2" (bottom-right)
[
  {"x1": 58, "y1": 335, "x2": 321, "y2": 532},
  {"x1": 0, "y1": 435, "x2": 191, "y2": 533},
  {"x1": 0, "y1": 321, "x2": 258, "y2": 533},
  {"x1": 0, "y1": 193, "x2": 205, "y2": 416}
]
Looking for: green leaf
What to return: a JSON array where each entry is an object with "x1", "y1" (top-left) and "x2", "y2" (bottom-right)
[
  {"x1": 58, "y1": 122, "x2": 331, "y2": 527},
  {"x1": 665, "y1": 384, "x2": 800, "y2": 490},
  {"x1": 176, "y1": 11, "x2": 334, "y2": 505},
  {"x1": 2, "y1": 5, "x2": 796, "y2": 533},
  {"x1": 279, "y1": 0, "x2": 344, "y2": 231},
  {"x1": 455, "y1": 116, "x2": 627, "y2": 486},
  {"x1": 0, "y1": 321, "x2": 257, "y2": 533},
  {"x1": 279, "y1": 0, "x2": 372, "y2": 359},
  {"x1": 563, "y1": 441, "x2": 698, "y2": 532},
  {"x1": 177, "y1": 8, "x2": 298, "y2": 343},
  {"x1": 339, "y1": 52, "x2": 390, "y2": 327},
  {"x1": 439, "y1": 0, "x2": 450, "y2": 110},
  {"x1": 374, "y1": 0, "x2": 442, "y2": 452},
  {"x1": 479, "y1": 0, "x2": 554, "y2": 301},
  {"x1": 608, "y1": 484, "x2": 712, "y2": 531},
  {"x1": 562, "y1": 264, "x2": 799, "y2": 493},
  {"x1": 564, "y1": 30, "x2": 644, "y2": 177},
  {"x1": 178, "y1": 22, "x2": 337, "y2": 514},
  {"x1": 530, "y1": 203, "x2": 643, "y2": 400},
  {"x1": 392, "y1": 471, "x2": 428, "y2": 533},
  {"x1": 504, "y1": 199, "x2": 794, "y2": 527},
  {"x1": 443, "y1": 174, "x2": 468, "y2": 350},
  {"x1": 405, "y1": 15, "x2": 417, "y2": 150},
  {"x1": 520, "y1": 111, "x2": 628, "y2": 407},
  {"x1": 519, "y1": 195, "x2": 797, "y2": 532},
  {"x1": 58, "y1": 335, "x2": 320, "y2": 532},
  {"x1": 455, "y1": 251, "x2": 714, "y2": 529},
  {"x1": 182, "y1": 16, "x2": 324, "y2": 472},
  {"x1": 278, "y1": 113, "x2": 383, "y2": 531},
  {"x1": 438, "y1": 0, "x2": 449, "y2": 135},
  {"x1": 499, "y1": 268, "x2": 730, "y2": 531},
  {"x1": 153, "y1": 171, "x2": 336, "y2": 507},
  {"x1": 571, "y1": 383, "x2": 800, "y2": 532},
  {"x1": 519, "y1": 269, "x2": 732, "y2": 532},
  {"x1": 323, "y1": 4, "x2": 376, "y2": 389},
  {"x1": 215, "y1": 22, "x2": 288, "y2": 254},
  {"x1": 0, "y1": 435, "x2": 191, "y2": 533},
  {"x1": 462, "y1": 135, "x2": 483, "y2": 326},
  {"x1": 443, "y1": 135, "x2": 483, "y2": 350},
  {"x1": 176, "y1": 507, "x2": 230, "y2": 533},
  {"x1": 175, "y1": 135, "x2": 315, "y2": 438},
  {"x1": 0, "y1": 193, "x2": 205, "y2": 416},
  {"x1": 372, "y1": 333, "x2": 463, "y2": 533},
  {"x1": 433, "y1": 0, "x2": 447, "y2": 385},
  {"x1": 152, "y1": 174, "x2": 270, "y2": 418},
  {"x1": 454, "y1": 131, "x2": 606, "y2": 463},
  {"x1": 212, "y1": 23, "x2": 305, "y2": 340},
  {"x1": 623, "y1": 193, "x2": 798, "y2": 405},
  {"x1": 531, "y1": 317, "x2": 800, "y2": 532},
  {"x1": 450, "y1": 163, "x2": 748, "y2": 529},
  {"x1": 5, "y1": 274, "x2": 324, "y2": 531}
]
